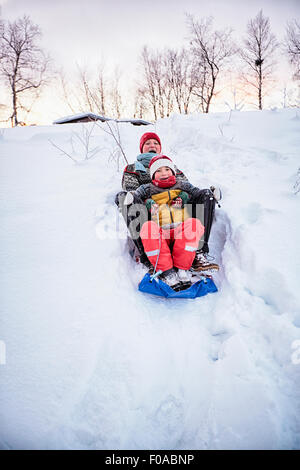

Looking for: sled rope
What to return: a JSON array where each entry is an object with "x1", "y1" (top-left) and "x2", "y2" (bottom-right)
[{"x1": 150, "y1": 211, "x2": 162, "y2": 282}]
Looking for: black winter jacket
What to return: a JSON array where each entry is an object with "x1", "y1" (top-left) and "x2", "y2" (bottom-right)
[{"x1": 133, "y1": 180, "x2": 212, "y2": 205}]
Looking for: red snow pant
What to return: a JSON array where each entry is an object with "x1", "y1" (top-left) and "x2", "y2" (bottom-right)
[{"x1": 140, "y1": 218, "x2": 204, "y2": 272}]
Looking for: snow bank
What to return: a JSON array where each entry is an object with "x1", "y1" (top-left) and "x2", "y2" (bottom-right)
[{"x1": 0, "y1": 109, "x2": 299, "y2": 449}]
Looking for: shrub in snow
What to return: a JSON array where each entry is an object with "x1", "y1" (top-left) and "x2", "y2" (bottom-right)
[{"x1": 49, "y1": 122, "x2": 103, "y2": 163}]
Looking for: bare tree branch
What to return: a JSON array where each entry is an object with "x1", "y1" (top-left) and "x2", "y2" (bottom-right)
[
  {"x1": 139, "y1": 46, "x2": 175, "y2": 120},
  {"x1": 58, "y1": 68, "x2": 77, "y2": 114},
  {"x1": 163, "y1": 47, "x2": 199, "y2": 114},
  {"x1": 49, "y1": 122, "x2": 102, "y2": 163},
  {"x1": 284, "y1": 19, "x2": 300, "y2": 81},
  {"x1": 59, "y1": 62, "x2": 125, "y2": 119},
  {"x1": 95, "y1": 120, "x2": 128, "y2": 164},
  {"x1": 133, "y1": 86, "x2": 149, "y2": 119},
  {"x1": 48, "y1": 139, "x2": 78, "y2": 162},
  {"x1": 187, "y1": 14, "x2": 236, "y2": 113}
]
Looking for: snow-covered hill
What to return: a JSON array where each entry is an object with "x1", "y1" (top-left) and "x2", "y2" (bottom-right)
[{"x1": 0, "y1": 108, "x2": 300, "y2": 450}]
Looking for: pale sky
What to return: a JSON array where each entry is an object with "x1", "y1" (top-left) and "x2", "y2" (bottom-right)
[
  {"x1": 1, "y1": 0, "x2": 299, "y2": 72},
  {"x1": 0, "y1": 0, "x2": 299, "y2": 123}
]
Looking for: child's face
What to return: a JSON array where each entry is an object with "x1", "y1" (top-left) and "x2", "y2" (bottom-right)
[{"x1": 154, "y1": 166, "x2": 173, "y2": 180}]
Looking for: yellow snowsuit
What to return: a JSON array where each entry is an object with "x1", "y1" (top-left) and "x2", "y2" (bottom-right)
[{"x1": 151, "y1": 189, "x2": 190, "y2": 228}]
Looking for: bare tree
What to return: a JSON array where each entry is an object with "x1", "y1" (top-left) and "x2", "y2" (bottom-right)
[
  {"x1": 164, "y1": 48, "x2": 198, "y2": 114},
  {"x1": 240, "y1": 10, "x2": 278, "y2": 110},
  {"x1": 133, "y1": 86, "x2": 149, "y2": 119},
  {"x1": 77, "y1": 65, "x2": 94, "y2": 112},
  {"x1": 73, "y1": 64, "x2": 107, "y2": 115},
  {"x1": 109, "y1": 67, "x2": 123, "y2": 119},
  {"x1": 141, "y1": 46, "x2": 161, "y2": 119},
  {"x1": 285, "y1": 20, "x2": 300, "y2": 81},
  {"x1": 58, "y1": 68, "x2": 77, "y2": 114},
  {"x1": 59, "y1": 63, "x2": 122, "y2": 118},
  {"x1": 139, "y1": 46, "x2": 173, "y2": 120},
  {"x1": 151, "y1": 49, "x2": 167, "y2": 118},
  {"x1": 0, "y1": 20, "x2": 4, "y2": 60},
  {"x1": 0, "y1": 15, "x2": 50, "y2": 126},
  {"x1": 89, "y1": 63, "x2": 107, "y2": 115},
  {"x1": 187, "y1": 15, "x2": 236, "y2": 113},
  {"x1": 140, "y1": 47, "x2": 158, "y2": 119},
  {"x1": 160, "y1": 55, "x2": 174, "y2": 118}
]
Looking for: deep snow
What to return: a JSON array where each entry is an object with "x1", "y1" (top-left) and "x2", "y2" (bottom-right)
[{"x1": 0, "y1": 108, "x2": 300, "y2": 450}]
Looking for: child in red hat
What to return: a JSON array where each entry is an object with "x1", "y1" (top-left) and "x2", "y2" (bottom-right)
[{"x1": 133, "y1": 155, "x2": 205, "y2": 291}]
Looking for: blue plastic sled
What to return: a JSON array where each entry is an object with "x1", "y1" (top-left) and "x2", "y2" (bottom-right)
[{"x1": 138, "y1": 273, "x2": 218, "y2": 299}]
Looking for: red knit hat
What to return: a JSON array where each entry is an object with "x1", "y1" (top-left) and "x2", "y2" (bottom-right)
[
  {"x1": 139, "y1": 132, "x2": 161, "y2": 153},
  {"x1": 149, "y1": 155, "x2": 176, "y2": 179}
]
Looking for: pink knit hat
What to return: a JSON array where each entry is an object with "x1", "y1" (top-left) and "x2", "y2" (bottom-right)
[{"x1": 149, "y1": 155, "x2": 176, "y2": 179}]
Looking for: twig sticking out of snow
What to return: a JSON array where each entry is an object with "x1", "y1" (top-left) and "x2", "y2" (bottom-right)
[
  {"x1": 95, "y1": 120, "x2": 128, "y2": 165},
  {"x1": 293, "y1": 168, "x2": 300, "y2": 195},
  {"x1": 48, "y1": 139, "x2": 78, "y2": 163},
  {"x1": 218, "y1": 110, "x2": 235, "y2": 142},
  {"x1": 75, "y1": 122, "x2": 101, "y2": 160},
  {"x1": 107, "y1": 148, "x2": 122, "y2": 172},
  {"x1": 49, "y1": 122, "x2": 103, "y2": 163}
]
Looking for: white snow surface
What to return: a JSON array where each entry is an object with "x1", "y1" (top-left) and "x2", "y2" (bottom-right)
[{"x1": 0, "y1": 109, "x2": 300, "y2": 450}]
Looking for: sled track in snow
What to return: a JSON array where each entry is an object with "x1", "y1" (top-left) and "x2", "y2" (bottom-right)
[{"x1": 46, "y1": 206, "x2": 300, "y2": 449}]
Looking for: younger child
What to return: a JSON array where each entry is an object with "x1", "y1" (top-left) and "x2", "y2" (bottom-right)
[{"x1": 133, "y1": 155, "x2": 205, "y2": 291}]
